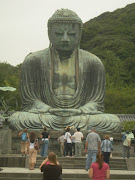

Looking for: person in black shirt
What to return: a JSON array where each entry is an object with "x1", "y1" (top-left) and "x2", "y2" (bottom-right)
[
  {"x1": 40, "y1": 152, "x2": 62, "y2": 180},
  {"x1": 41, "y1": 126, "x2": 50, "y2": 157}
]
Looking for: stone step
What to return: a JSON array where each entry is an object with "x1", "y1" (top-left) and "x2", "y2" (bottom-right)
[
  {"x1": 35, "y1": 162, "x2": 127, "y2": 168},
  {"x1": 37, "y1": 157, "x2": 126, "y2": 162},
  {"x1": 36, "y1": 159, "x2": 126, "y2": 164},
  {"x1": 0, "y1": 178, "x2": 133, "y2": 180},
  {"x1": 0, "y1": 172, "x2": 135, "y2": 179},
  {"x1": 35, "y1": 157, "x2": 127, "y2": 170},
  {"x1": 0, "y1": 179, "x2": 133, "y2": 180}
]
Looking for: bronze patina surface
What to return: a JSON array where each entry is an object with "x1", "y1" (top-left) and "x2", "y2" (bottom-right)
[{"x1": 9, "y1": 9, "x2": 121, "y2": 132}]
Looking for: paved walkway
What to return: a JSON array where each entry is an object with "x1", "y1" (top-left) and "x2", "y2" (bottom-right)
[{"x1": 0, "y1": 167, "x2": 135, "y2": 175}]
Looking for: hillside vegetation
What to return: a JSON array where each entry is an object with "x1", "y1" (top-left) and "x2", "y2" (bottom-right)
[
  {"x1": 0, "y1": 3, "x2": 135, "y2": 113},
  {"x1": 80, "y1": 3, "x2": 135, "y2": 113}
]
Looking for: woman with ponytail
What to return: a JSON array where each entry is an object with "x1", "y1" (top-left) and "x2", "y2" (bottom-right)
[{"x1": 89, "y1": 152, "x2": 110, "y2": 180}]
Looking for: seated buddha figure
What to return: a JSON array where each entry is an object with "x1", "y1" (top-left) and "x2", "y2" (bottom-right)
[{"x1": 10, "y1": 9, "x2": 121, "y2": 132}]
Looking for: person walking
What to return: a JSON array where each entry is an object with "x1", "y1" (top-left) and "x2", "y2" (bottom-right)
[
  {"x1": 109, "y1": 137, "x2": 113, "y2": 158},
  {"x1": 123, "y1": 131, "x2": 131, "y2": 158},
  {"x1": 41, "y1": 126, "x2": 50, "y2": 157},
  {"x1": 18, "y1": 128, "x2": 29, "y2": 156},
  {"x1": 40, "y1": 152, "x2": 62, "y2": 180},
  {"x1": 72, "y1": 128, "x2": 83, "y2": 157},
  {"x1": 64, "y1": 127, "x2": 72, "y2": 157},
  {"x1": 89, "y1": 152, "x2": 110, "y2": 180},
  {"x1": 57, "y1": 133, "x2": 65, "y2": 157},
  {"x1": 85, "y1": 127, "x2": 101, "y2": 171},
  {"x1": 101, "y1": 135, "x2": 113, "y2": 165},
  {"x1": 27, "y1": 132, "x2": 39, "y2": 170}
]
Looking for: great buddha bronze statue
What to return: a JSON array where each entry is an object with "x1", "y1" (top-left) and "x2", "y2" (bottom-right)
[{"x1": 10, "y1": 9, "x2": 121, "y2": 132}]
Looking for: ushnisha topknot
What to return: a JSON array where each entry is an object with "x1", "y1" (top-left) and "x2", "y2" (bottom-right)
[{"x1": 48, "y1": 9, "x2": 83, "y2": 30}]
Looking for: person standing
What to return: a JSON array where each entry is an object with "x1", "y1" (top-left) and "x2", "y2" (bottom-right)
[
  {"x1": 41, "y1": 126, "x2": 50, "y2": 157},
  {"x1": 18, "y1": 128, "x2": 29, "y2": 156},
  {"x1": 72, "y1": 128, "x2": 83, "y2": 157},
  {"x1": 64, "y1": 127, "x2": 72, "y2": 157},
  {"x1": 109, "y1": 137, "x2": 113, "y2": 158},
  {"x1": 123, "y1": 131, "x2": 131, "y2": 158},
  {"x1": 57, "y1": 133, "x2": 65, "y2": 157},
  {"x1": 70, "y1": 126, "x2": 76, "y2": 156},
  {"x1": 89, "y1": 152, "x2": 110, "y2": 180},
  {"x1": 71, "y1": 135, "x2": 75, "y2": 156},
  {"x1": 101, "y1": 135, "x2": 113, "y2": 165},
  {"x1": 27, "y1": 132, "x2": 39, "y2": 170},
  {"x1": 85, "y1": 127, "x2": 101, "y2": 171}
]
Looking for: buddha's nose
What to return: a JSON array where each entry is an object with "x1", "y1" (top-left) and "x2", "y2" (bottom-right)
[{"x1": 62, "y1": 32, "x2": 69, "y2": 42}]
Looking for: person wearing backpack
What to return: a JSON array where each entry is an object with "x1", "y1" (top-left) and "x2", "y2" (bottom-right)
[
  {"x1": 18, "y1": 128, "x2": 29, "y2": 156},
  {"x1": 123, "y1": 131, "x2": 131, "y2": 159}
]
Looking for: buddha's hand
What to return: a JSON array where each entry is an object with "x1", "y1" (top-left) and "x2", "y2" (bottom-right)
[
  {"x1": 28, "y1": 101, "x2": 50, "y2": 113},
  {"x1": 80, "y1": 105, "x2": 102, "y2": 115},
  {"x1": 49, "y1": 108, "x2": 82, "y2": 116}
]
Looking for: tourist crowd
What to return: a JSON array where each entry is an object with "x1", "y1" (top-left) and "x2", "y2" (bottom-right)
[{"x1": 17, "y1": 126, "x2": 133, "y2": 180}]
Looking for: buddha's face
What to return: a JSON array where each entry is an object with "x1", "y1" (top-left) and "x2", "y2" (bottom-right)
[{"x1": 49, "y1": 23, "x2": 81, "y2": 52}]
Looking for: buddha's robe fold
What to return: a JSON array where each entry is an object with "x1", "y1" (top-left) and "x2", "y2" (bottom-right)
[
  {"x1": 20, "y1": 48, "x2": 105, "y2": 112},
  {"x1": 9, "y1": 48, "x2": 121, "y2": 132}
]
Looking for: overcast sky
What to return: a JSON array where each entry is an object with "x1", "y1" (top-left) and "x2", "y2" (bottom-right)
[{"x1": 0, "y1": 0, "x2": 135, "y2": 66}]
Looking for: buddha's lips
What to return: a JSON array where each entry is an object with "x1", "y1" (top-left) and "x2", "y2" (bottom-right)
[{"x1": 61, "y1": 43, "x2": 69, "y2": 46}]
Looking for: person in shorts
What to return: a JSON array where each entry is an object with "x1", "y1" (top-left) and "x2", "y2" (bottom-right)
[{"x1": 18, "y1": 128, "x2": 29, "y2": 156}]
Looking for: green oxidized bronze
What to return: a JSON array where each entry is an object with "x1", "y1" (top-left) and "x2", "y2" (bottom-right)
[{"x1": 9, "y1": 9, "x2": 121, "y2": 132}]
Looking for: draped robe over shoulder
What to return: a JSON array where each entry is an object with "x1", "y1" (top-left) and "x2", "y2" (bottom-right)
[
  {"x1": 10, "y1": 48, "x2": 121, "y2": 132},
  {"x1": 21, "y1": 48, "x2": 105, "y2": 112}
]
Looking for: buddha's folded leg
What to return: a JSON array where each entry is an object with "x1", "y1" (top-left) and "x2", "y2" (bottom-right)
[
  {"x1": 87, "y1": 114, "x2": 121, "y2": 133},
  {"x1": 9, "y1": 112, "x2": 43, "y2": 129},
  {"x1": 9, "y1": 112, "x2": 89, "y2": 130},
  {"x1": 9, "y1": 112, "x2": 121, "y2": 132},
  {"x1": 40, "y1": 114, "x2": 89, "y2": 131}
]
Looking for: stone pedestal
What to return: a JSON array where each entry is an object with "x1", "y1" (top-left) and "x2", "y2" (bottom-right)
[{"x1": 1, "y1": 129, "x2": 12, "y2": 154}]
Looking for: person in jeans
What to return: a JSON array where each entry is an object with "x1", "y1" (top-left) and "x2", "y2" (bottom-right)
[
  {"x1": 101, "y1": 135, "x2": 113, "y2": 165},
  {"x1": 123, "y1": 131, "x2": 131, "y2": 158},
  {"x1": 41, "y1": 126, "x2": 50, "y2": 157},
  {"x1": 72, "y1": 128, "x2": 83, "y2": 157},
  {"x1": 64, "y1": 127, "x2": 72, "y2": 157},
  {"x1": 89, "y1": 152, "x2": 110, "y2": 180},
  {"x1": 85, "y1": 127, "x2": 101, "y2": 171},
  {"x1": 27, "y1": 132, "x2": 39, "y2": 170}
]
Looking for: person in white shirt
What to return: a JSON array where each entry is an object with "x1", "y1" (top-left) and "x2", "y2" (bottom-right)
[
  {"x1": 27, "y1": 132, "x2": 39, "y2": 170},
  {"x1": 64, "y1": 127, "x2": 72, "y2": 157},
  {"x1": 123, "y1": 131, "x2": 131, "y2": 158},
  {"x1": 72, "y1": 128, "x2": 83, "y2": 157}
]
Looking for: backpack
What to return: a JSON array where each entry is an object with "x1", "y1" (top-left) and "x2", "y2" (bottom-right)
[
  {"x1": 21, "y1": 132, "x2": 27, "y2": 141},
  {"x1": 122, "y1": 134, "x2": 126, "y2": 142}
]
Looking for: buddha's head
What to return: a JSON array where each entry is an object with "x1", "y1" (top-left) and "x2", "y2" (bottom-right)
[{"x1": 48, "y1": 9, "x2": 83, "y2": 53}]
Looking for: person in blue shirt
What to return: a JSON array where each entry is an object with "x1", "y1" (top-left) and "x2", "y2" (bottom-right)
[
  {"x1": 101, "y1": 135, "x2": 113, "y2": 165},
  {"x1": 18, "y1": 128, "x2": 29, "y2": 156}
]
